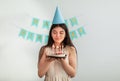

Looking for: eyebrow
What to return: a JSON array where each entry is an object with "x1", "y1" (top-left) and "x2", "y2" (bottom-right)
[
  {"x1": 52, "y1": 29, "x2": 64, "y2": 32},
  {"x1": 60, "y1": 31, "x2": 64, "y2": 32}
]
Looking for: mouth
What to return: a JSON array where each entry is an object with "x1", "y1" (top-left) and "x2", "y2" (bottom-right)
[{"x1": 55, "y1": 38, "x2": 60, "y2": 40}]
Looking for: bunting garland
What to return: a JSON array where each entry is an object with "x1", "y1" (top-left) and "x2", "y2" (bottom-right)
[
  {"x1": 44, "y1": 35, "x2": 49, "y2": 44},
  {"x1": 19, "y1": 29, "x2": 27, "y2": 39},
  {"x1": 26, "y1": 32, "x2": 35, "y2": 41},
  {"x1": 77, "y1": 27, "x2": 86, "y2": 36},
  {"x1": 69, "y1": 17, "x2": 78, "y2": 27},
  {"x1": 70, "y1": 30, "x2": 78, "y2": 40},
  {"x1": 31, "y1": 18, "x2": 39, "y2": 27},
  {"x1": 35, "y1": 34, "x2": 43, "y2": 43},
  {"x1": 65, "y1": 20, "x2": 69, "y2": 27},
  {"x1": 18, "y1": 16, "x2": 87, "y2": 43},
  {"x1": 42, "y1": 20, "x2": 51, "y2": 29}
]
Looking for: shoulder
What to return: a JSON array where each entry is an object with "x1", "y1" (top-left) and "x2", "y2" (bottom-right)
[
  {"x1": 39, "y1": 46, "x2": 45, "y2": 52},
  {"x1": 65, "y1": 45, "x2": 77, "y2": 55},
  {"x1": 38, "y1": 46, "x2": 50, "y2": 59},
  {"x1": 39, "y1": 46, "x2": 50, "y2": 52},
  {"x1": 66, "y1": 45, "x2": 76, "y2": 51}
]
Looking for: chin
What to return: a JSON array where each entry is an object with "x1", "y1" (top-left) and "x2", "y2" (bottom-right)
[{"x1": 55, "y1": 41, "x2": 62, "y2": 44}]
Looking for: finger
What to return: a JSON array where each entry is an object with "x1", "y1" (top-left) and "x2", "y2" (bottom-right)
[
  {"x1": 49, "y1": 57, "x2": 56, "y2": 61},
  {"x1": 46, "y1": 57, "x2": 51, "y2": 61},
  {"x1": 57, "y1": 58, "x2": 61, "y2": 61}
]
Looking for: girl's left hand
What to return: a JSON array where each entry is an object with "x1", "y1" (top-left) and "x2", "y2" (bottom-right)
[{"x1": 57, "y1": 57, "x2": 65, "y2": 63}]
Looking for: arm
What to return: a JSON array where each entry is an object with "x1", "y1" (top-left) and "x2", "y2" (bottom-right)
[
  {"x1": 38, "y1": 47, "x2": 55, "y2": 78},
  {"x1": 59, "y1": 46, "x2": 77, "y2": 77}
]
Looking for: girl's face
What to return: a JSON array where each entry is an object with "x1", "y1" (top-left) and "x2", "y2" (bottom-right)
[{"x1": 51, "y1": 26, "x2": 66, "y2": 44}]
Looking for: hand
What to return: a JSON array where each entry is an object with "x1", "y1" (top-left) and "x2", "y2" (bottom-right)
[
  {"x1": 56, "y1": 57, "x2": 66, "y2": 63},
  {"x1": 46, "y1": 56, "x2": 55, "y2": 62}
]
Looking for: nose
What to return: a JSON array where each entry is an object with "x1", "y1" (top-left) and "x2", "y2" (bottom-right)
[{"x1": 56, "y1": 33, "x2": 60, "y2": 37}]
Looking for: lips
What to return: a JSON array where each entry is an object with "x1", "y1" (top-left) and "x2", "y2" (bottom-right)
[{"x1": 54, "y1": 38, "x2": 60, "y2": 40}]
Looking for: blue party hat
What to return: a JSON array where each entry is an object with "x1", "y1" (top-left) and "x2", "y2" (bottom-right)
[{"x1": 52, "y1": 6, "x2": 65, "y2": 24}]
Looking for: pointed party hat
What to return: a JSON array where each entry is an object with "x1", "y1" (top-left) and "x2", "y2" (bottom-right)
[{"x1": 52, "y1": 6, "x2": 65, "y2": 24}]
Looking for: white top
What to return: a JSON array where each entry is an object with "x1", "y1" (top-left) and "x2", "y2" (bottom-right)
[{"x1": 44, "y1": 46, "x2": 71, "y2": 81}]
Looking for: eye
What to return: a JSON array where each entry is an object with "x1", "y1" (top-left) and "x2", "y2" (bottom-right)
[
  {"x1": 60, "y1": 32, "x2": 64, "y2": 34},
  {"x1": 60, "y1": 31, "x2": 64, "y2": 34},
  {"x1": 52, "y1": 30, "x2": 57, "y2": 34}
]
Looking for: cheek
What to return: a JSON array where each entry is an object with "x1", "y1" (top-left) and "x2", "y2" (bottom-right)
[
  {"x1": 62, "y1": 35, "x2": 66, "y2": 39},
  {"x1": 51, "y1": 34, "x2": 54, "y2": 38},
  {"x1": 51, "y1": 34, "x2": 57, "y2": 40},
  {"x1": 63, "y1": 34, "x2": 65, "y2": 37}
]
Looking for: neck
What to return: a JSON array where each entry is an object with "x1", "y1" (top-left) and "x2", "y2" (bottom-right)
[{"x1": 54, "y1": 43, "x2": 61, "y2": 46}]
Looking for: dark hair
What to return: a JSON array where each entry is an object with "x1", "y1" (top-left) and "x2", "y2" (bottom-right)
[
  {"x1": 38, "y1": 24, "x2": 77, "y2": 64},
  {"x1": 45, "y1": 24, "x2": 74, "y2": 47}
]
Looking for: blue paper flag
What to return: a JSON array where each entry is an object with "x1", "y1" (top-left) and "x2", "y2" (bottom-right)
[
  {"x1": 44, "y1": 35, "x2": 49, "y2": 44},
  {"x1": 65, "y1": 20, "x2": 69, "y2": 27},
  {"x1": 69, "y1": 30, "x2": 78, "y2": 40},
  {"x1": 69, "y1": 17, "x2": 78, "y2": 27},
  {"x1": 19, "y1": 29, "x2": 27, "y2": 39},
  {"x1": 42, "y1": 20, "x2": 51, "y2": 29},
  {"x1": 31, "y1": 18, "x2": 39, "y2": 27},
  {"x1": 26, "y1": 32, "x2": 35, "y2": 41},
  {"x1": 77, "y1": 27, "x2": 86, "y2": 36},
  {"x1": 35, "y1": 34, "x2": 43, "y2": 43}
]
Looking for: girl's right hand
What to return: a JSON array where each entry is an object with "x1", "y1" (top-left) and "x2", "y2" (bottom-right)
[{"x1": 46, "y1": 56, "x2": 55, "y2": 62}]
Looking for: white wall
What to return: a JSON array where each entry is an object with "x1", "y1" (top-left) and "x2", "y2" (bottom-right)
[{"x1": 0, "y1": 0, "x2": 120, "y2": 81}]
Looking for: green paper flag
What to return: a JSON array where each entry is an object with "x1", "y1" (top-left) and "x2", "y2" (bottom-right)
[
  {"x1": 42, "y1": 20, "x2": 51, "y2": 29},
  {"x1": 19, "y1": 29, "x2": 27, "y2": 39},
  {"x1": 69, "y1": 30, "x2": 78, "y2": 40},
  {"x1": 36, "y1": 34, "x2": 43, "y2": 43},
  {"x1": 44, "y1": 35, "x2": 48, "y2": 44},
  {"x1": 31, "y1": 18, "x2": 39, "y2": 27},
  {"x1": 69, "y1": 17, "x2": 78, "y2": 27},
  {"x1": 77, "y1": 27, "x2": 86, "y2": 36},
  {"x1": 26, "y1": 32, "x2": 35, "y2": 41},
  {"x1": 65, "y1": 20, "x2": 69, "y2": 27}
]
